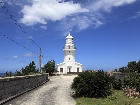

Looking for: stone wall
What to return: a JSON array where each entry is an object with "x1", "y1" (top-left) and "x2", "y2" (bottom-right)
[
  {"x1": 110, "y1": 72, "x2": 129, "y2": 80},
  {"x1": 107, "y1": 71, "x2": 129, "y2": 80},
  {"x1": 67, "y1": 72, "x2": 81, "y2": 75},
  {"x1": 0, "y1": 73, "x2": 49, "y2": 101}
]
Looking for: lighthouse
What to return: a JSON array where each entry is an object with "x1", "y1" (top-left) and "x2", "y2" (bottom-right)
[{"x1": 57, "y1": 32, "x2": 82, "y2": 74}]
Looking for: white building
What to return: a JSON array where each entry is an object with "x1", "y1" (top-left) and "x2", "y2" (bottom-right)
[{"x1": 57, "y1": 32, "x2": 82, "y2": 74}]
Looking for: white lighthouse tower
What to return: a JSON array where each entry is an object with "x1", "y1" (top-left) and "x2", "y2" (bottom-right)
[{"x1": 57, "y1": 32, "x2": 82, "y2": 74}]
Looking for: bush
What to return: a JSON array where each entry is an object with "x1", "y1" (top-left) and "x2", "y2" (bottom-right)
[
  {"x1": 123, "y1": 72, "x2": 140, "y2": 92},
  {"x1": 14, "y1": 70, "x2": 22, "y2": 76},
  {"x1": 71, "y1": 70, "x2": 112, "y2": 98},
  {"x1": 5, "y1": 71, "x2": 12, "y2": 77},
  {"x1": 112, "y1": 79, "x2": 123, "y2": 90}
]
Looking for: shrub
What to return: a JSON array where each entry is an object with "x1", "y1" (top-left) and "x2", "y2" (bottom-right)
[
  {"x1": 14, "y1": 70, "x2": 22, "y2": 76},
  {"x1": 71, "y1": 70, "x2": 112, "y2": 98},
  {"x1": 112, "y1": 79, "x2": 123, "y2": 90},
  {"x1": 123, "y1": 72, "x2": 140, "y2": 92},
  {"x1": 5, "y1": 71, "x2": 13, "y2": 77}
]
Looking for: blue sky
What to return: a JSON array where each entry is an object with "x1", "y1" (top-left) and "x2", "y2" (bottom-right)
[{"x1": 0, "y1": 0, "x2": 140, "y2": 73}]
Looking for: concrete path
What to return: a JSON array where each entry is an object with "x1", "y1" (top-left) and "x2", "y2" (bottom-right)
[{"x1": 4, "y1": 75, "x2": 77, "y2": 105}]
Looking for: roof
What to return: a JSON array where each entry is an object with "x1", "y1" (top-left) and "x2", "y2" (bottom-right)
[{"x1": 66, "y1": 32, "x2": 73, "y2": 39}]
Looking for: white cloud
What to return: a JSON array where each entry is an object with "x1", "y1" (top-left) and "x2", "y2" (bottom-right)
[
  {"x1": 127, "y1": 11, "x2": 140, "y2": 20},
  {"x1": 78, "y1": 16, "x2": 92, "y2": 30},
  {"x1": 77, "y1": 15, "x2": 104, "y2": 30},
  {"x1": 13, "y1": 56, "x2": 18, "y2": 58},
  {"x1": 55, "y1": 0, "x2": 137, "y2": 32},
  {"x1": 40, "y1": 26, "x2": 47, "y2": 30},
  {"x1": 2, "y1": 0, "x2": 32, "y2": 6},
  {"x1": 57, "y1": 13, "x2": 104, "y2": 33},
  {"x1": 10, "y1": 0, "x2": 136, "y2": 32},
  {"x1": 89, "y1": 0, "x2": 136, "y2": 12},
  {"x1": 24, "y1": 53, "x2": 33, "y2": 57},
  {"x1": 20, "y1": 0, "x2": 89, "y2": 25}
]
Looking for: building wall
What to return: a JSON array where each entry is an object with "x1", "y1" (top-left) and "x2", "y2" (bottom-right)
[
  {"x1": 57, "y1": 63, "x2": 82, "y2": 74},
  {"x1": 64, "y1": 54, "x2": 75, "y2": 65},
  {"x1": 0, "y1": 73, "x2": 49, "y2": 101},
  {"x1": 75, "y1": 64, "x2": 82, "y2": 72}
]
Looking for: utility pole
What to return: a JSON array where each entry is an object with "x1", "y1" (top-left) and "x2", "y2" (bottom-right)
[{"x1": 39, "y1": 47, "x2": 42, "y2": 73}]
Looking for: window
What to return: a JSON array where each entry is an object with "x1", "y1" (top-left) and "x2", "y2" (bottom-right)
[
  {"x1": 69, "y1": 51, "x2": 70, "y2": 53},
  {"x1": 60, "y1": 68, "x2": 63, "y2": 72},
  {"x1": 69, "y1": 58, "x2": 70, "y2": 60}
]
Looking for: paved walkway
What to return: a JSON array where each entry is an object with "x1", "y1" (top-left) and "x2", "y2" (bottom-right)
[{"x1": 4, "y1": 75, "x2": 77, "y2": 105}]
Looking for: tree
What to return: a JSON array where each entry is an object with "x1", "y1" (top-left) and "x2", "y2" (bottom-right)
[
  {"x1": 14, "y1": 61, "x2": 37, "y2": 76},
  {"x1": 43, "y1": 60, "x2": 55, "y2": 75},
  {"x1": 114, "y1": 69, "x2": 118, "y2": 72},
  {"x1": 14, "y1": 70, "x2": 22, "y2": 76},
  {"x1": 118, "y1": 60, "x2": 140, "y2": 73},
  {"x1": 5, "y1": 71, "x2": 9, "y2": 77},
  {"x1": 136, "y1": 60, "x2": 140, "y2": 73},
  {"x1": 5, "y1": 71, "x2": 12, "y2": 77},
  {"x1": 22, "y1": 61, "x2": 37, "y2": 75},
  {"x1": 119, "y1": 67, "x2": 126, "y2": 73},
  {"x1": 127, "y1": 61, "x2": 137, "y2": 72},
  {"x1": 9, "y1": 71, "x2": 12, "y2": 77}
]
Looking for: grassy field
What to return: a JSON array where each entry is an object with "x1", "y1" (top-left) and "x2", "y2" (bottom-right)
[{"x1": 75, "y1": 90, "x2": 140, "y2": 105}]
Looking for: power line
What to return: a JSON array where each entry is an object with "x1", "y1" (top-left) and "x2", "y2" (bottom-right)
[
  {"x1": 0, "y1": 1, "x2": 40, "y2": 49},
  {"x1": 30, "y1": 38, "x2": 40, "y2": 48},
  {"x1": 0, "y1": 32, "x2": 39, "y2": 55},
  {"x1": 0, "y1": 1, "x2": 43, "y2": 72}
]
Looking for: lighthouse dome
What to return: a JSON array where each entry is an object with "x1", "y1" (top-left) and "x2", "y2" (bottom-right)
[{"x1": 66, "y1": 32, "x2": 73, "y2": 39}]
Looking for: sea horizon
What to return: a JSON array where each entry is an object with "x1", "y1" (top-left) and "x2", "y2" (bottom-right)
[{"x1": 0, "y1": 73, "x2": 6, "y2": 76}]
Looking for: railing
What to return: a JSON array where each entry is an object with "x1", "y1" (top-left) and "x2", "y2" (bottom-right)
[{"x1": 63, "y1": 46, "x2": 76, "y2": 49}]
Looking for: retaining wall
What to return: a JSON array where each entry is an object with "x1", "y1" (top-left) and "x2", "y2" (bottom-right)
[
  {"x1": 112, "y1": 72, "x2": 129, "y2": 80},
  {"x1": 67, "y1": 72, "x2": 81, "y2": 75},
  {"x1": 0, "y1": 73, "x2": 49, "y2": 101}
]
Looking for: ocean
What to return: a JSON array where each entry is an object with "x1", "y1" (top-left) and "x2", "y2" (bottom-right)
[{"x1": 0, "y1": 73, "x2": 6, "y2": 76}]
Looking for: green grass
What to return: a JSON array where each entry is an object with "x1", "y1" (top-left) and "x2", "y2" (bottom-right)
[{"x1": 75, "y1": 90, "x2": 140, "y2": 105}]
